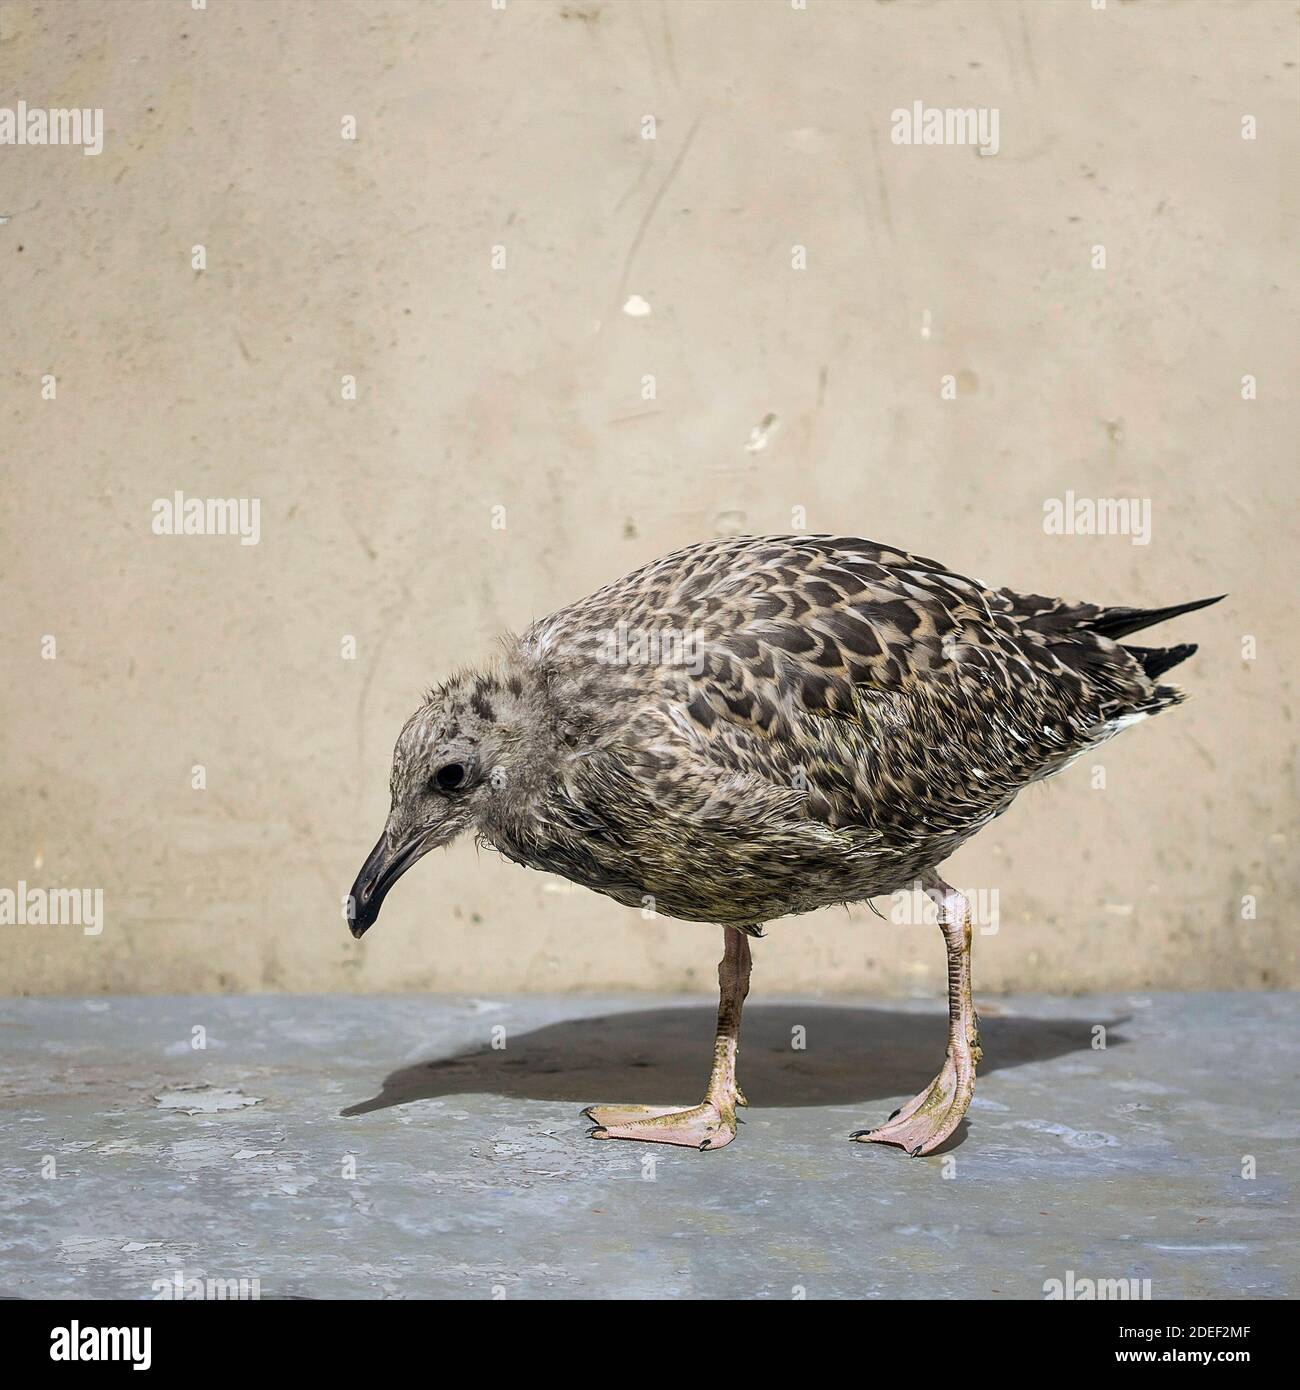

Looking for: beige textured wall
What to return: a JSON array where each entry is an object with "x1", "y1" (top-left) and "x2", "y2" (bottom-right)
[{"x1": 2, "y1": 0, "x2": 1295, "y2": 997}]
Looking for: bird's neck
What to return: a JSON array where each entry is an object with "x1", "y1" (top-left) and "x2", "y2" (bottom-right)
[{"x1": 468, "y1": 658, "x2": 566, "y2": 841}]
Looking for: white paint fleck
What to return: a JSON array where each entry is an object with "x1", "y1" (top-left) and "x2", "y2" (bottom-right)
[
  {"x1": 621, "y1": 294, "x2": 651, "y2": 318},
  {"x1": 744, "y1": 413, "x2": 780, "y2": 453},
  {"x1": 95, "y1": 1138, "x2": 155, "y2": 1156},
  {"x1": 154, "y1": 1084, "x2": 262, "y2": 1115},
  {"x1": 60, "y1": 1237, "x2": 125, "y2": 1261}
]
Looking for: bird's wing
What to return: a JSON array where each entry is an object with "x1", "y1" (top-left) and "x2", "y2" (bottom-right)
[{"x1": 528, "y1": 535, "x2": 1167, "y2": 841}]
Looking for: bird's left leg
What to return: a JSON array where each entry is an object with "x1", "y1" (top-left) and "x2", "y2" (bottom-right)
[
  {"x1": 583, "y1": 926, "x2": 753, "y2": 1152},
  {"x1": 852, "y1": 874, "x2": 981, "y2": 1156}
]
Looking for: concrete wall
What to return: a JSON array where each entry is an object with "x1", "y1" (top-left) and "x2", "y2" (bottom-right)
[{"x1": 3, "y1": 0, "x2": 1295, "y2": 997}]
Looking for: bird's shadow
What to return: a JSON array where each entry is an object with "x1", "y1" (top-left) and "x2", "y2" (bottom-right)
[{"x1": 342, "y1": 1004, "x2": 1126, "y2": 1121}]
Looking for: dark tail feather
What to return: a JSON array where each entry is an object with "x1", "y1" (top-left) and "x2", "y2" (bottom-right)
[
  {"x1": 1125, "y1": 642, "x2": 1199, "y2": 679},
  {"x1": 1088, "y1": 594, "x2": 1226, "y2": 640}
]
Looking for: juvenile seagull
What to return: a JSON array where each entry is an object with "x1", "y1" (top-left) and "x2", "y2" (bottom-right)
[{"x1": 349, "y1": 535, "x2": 1220, "y2": 1156}]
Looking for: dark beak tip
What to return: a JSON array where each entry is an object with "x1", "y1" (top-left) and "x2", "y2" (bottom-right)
[
  {"x1": 346, "y1": 886, "x2": 376, "y2": 939},
  {"x1": 350, "y1": 827, "x2": 425, "y2": 941}
]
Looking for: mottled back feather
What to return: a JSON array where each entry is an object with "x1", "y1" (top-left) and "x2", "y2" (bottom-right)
[{"x1": 465, "y1": 535, "x2": 1215, "y2": 924}]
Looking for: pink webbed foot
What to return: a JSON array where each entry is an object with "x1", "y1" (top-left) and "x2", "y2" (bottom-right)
[
  {"x1": 582, "y1": 1100, "x2": 738, "y2": 1151},
  {"x1": 851, "y1": 1038, "x2": 978, "y2": 1157}
]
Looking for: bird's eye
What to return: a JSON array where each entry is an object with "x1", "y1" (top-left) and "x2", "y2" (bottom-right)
[{"x1": 433, "y1": 763, "x2": 468, "y2": 793}]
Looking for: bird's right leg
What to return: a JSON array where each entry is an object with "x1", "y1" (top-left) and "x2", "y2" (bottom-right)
[
  {"x1": 583, "y1": 926, "x2": 752, "y2": 1152},
  {"x1": 851, "y1": 874, "x2": 981, "y2": 1156}
]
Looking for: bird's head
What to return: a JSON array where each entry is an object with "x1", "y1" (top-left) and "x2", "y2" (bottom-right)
[{"x1": 347, "y1": 669, "x2": 531, "y2": 938}]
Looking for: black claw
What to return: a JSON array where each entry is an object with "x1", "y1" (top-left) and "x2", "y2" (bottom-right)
[
  {"x1": 699, "y1": 1139, "x2": 711, "y2": 1150},
  {"x1": 909, "y1": 1143, "x2": 924, "y2": 1157},
  {"x1": 889, "y1": 1108, "x2": 902, "y2": 1120},
  {"x1": 849, "y1": 1128, "x2": 872, "y2": 1139}
]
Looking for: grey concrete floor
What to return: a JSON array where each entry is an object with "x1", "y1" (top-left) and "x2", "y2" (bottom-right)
[{"x1": 0, "y1": 993, "x2": 1294, "y2": 1300}]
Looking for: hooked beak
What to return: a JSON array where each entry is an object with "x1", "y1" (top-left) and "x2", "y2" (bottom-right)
[{"x1": 347, "y1": 829, "x2": 430, "y2": 938}]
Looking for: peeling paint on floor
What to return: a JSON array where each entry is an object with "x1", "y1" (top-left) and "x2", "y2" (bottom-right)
[
  {"x1": 153, "y1": 1085, "x2": 262, "y2": 1115},
  {"x1": 0, "y1": 993, "x2": 1295, "y2": 1300}
]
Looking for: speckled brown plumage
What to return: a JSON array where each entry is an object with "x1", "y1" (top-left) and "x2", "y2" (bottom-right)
[
  {"x1": 457, "y1": 534, "x2": 1212, "y2": 922},
  {"x1": 349, "y1": 534, "x2": 1221, "y2": 1155}
]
